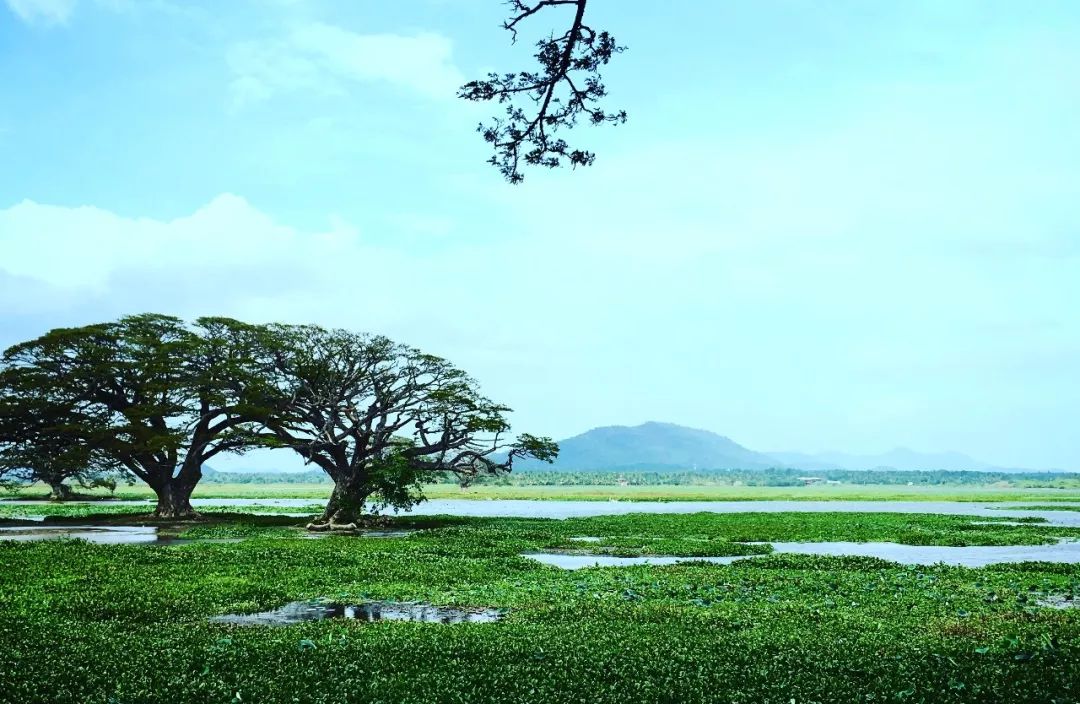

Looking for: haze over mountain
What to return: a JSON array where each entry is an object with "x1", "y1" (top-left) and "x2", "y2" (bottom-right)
[
  {"x1": 515, "y1": 422, "x2": 1021, "y2": 472},
  {"x1": 767, "y1": 449, "x2": 994, "y2": 472}
]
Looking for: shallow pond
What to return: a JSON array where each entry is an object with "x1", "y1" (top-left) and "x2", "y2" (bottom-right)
[
  {"x1": 0, "y1": 525, "x2": 241, "y2": 545},
  {"x1": 524, "y1": 554, "x2": 747, "y2": 569},
  {"x1": 0, "y1": 525, "x2": 418, "y2": 544},
  {"x1": 393, "y1": 500, "x2": 1080, "y2": 528},
  {"x1": 524, "y1": 538, "x2": 1080, "y2": 569},
  {"x1": 4, "y1": 498, "x2": 1080, "y2": 526},
  {"x1": 210, "y1": 600, "x2": 503, "y2": 626}
]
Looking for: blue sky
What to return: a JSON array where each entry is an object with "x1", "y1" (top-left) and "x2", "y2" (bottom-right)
[{"x1": 1, "y1": 0, "x2": 1078, "y2": 469}]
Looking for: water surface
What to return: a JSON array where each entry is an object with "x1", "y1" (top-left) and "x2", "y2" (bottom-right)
[
  {"x1": 392, "y1": 499, "x2": 1080, "y2": 528},
  {"x1": 524, "y1": 539, "x2": 1080, "y2": 569},
  {"x1": 4, "y1": 498, "x2": 1079, "y2": 526},
  {"x1": 0, "y1": 525, "x2": 243, "y2": 545},
  {"x1": 210, "y1": 600, "x2": 502, "y2": 626},
  {"x1": 0, "y1": 525, "x2": 173, "y2": 545}
]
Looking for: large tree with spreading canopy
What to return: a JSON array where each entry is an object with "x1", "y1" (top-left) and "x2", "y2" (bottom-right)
[
  {"x1": 0, "y1": 316, "x2": 556, "y2": 524},
  {"x1": 253, "y1": 324, "x2": 558, "y2": 530},
  {"x1": 0, "y1": 315, "x2": 276, "y2": 517},
  {"x1": 0, "y1": 381, "x2": 117, "y2": 500}
]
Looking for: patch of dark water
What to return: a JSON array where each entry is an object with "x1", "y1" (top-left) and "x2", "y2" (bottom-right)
[{"x1": 210, "y1": 600, "x2": 503, "y2": 626}]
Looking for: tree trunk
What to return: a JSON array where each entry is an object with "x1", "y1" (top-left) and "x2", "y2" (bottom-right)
[
  {"x1": 151, "y1": 478, "x2": 199, "y2": 519},
  {"x1": 149, "y1": 455, "x2": 203, "y2": 519},
  {"x1": 47, "y1": 480, "x2": 73, "y2": 502},
  {"x1": 307, "y1": 480, "x2": 370, "y2": 531}
]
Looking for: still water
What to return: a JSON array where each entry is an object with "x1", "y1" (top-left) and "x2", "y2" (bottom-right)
[
  {"x1": 2, "y1": 497, "x2": 1078, "y2": 525},
  {"x1": 210, "y1": 600, "x2": 503, "y2": 626},
  {"x1": 523, "y1": 539, "x2": 1080, "y2": 569},
  {"x1": 391, "y1": 499, "x2": 1080, "y2": 527}
]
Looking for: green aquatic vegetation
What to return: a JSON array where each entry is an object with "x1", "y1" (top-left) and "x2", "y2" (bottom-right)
[
  {"x1": 522, "y1": 511, "x2": 1072, "y2": 553},
  {"x1": 2, "y1": 508, "x2": 1071, "y2": 556},
  {"x1": 174, "y1": 521, "x2": 308, "y2": 540},
  {"x1": 1, "y1": 511, "x2": 1079, "y2": 703},
  {"x1": 0, "y1": 503, "x2": 155, "y2": 520},
  {"x1": 0, "y1": 503, "x2": 323, "y2": 521}
]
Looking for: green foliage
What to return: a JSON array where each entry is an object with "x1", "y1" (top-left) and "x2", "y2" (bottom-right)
[
  {"x1": 0, "y1": 316, "x2": 556, "y2": 519},
  {"x1": 0, "y1": 362, "x2": 117, "y2": 496},
  {"x1": 199, "y1": 469, "x2": 331, "y2": 485},
  {"x1": 0, "y1": 315, "x2": 282, "y2": 513},
  {"x1": 1, "y1": 511, "x2": 1079, "y2": 703},
  {"x1": 252, "y1": 324, "x2": 557, "y2": 519}
]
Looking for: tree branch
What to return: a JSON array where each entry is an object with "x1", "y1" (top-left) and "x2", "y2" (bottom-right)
[{"x1": 459, "y1": 0, "x2": 626, "y2": 183}]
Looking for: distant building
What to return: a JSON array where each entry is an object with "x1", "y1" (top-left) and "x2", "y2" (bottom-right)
[{"x1": 798, "y1": 476, "x2": 825, "y2": 486}]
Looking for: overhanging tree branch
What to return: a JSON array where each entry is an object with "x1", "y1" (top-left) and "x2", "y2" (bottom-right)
[{"x1": 459, "y1": 0, "x2": 627, "y2": 183}]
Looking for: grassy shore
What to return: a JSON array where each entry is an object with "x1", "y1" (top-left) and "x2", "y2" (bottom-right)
[
  {"x1": 1, "y1": 510, "x2": 1078, "y2": 703},
  {"x1": 8, "y1": 481, "x2": 1080, "y2": 503}
]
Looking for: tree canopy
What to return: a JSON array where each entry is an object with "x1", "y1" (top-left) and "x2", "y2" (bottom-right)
[
  {"x1": 0, "y1": 316, "x2": 557, "y2": 525},
  {"x1": 252, "y1": 324, "x2": 557, "y2": 528},
  {"x1": 0, "y1": 375, "x2": 116, "y2": 500},
  {"x1": 0, "y1": 315, "x2": 278, "y2": 516}
]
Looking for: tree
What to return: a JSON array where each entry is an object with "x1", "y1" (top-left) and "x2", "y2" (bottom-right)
[
  {"x1": 460, "y1": 0, "x2": 627, "y2": 183},
  {"x1": 0, "y1": 315, "x2": 276, "y2": 517},
  {"x1": 254, "y1": 325, "x2": 558, "y2": 530},
  {"x1": 0, "y1": 380, "x2": 117, "y2": 500}
]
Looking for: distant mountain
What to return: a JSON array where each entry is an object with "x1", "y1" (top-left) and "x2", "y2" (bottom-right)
[
  {"x1": 766, "y1": 448, "x2": 994, "y2": 472},
  {"x1": 514, "y1": 421, "x2": 778, "y2": 471},
  {"x1": 204, "y1": 423, "x2": 1050, "y2": 476}
]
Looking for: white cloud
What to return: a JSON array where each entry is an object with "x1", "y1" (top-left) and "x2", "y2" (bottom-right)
[
  {"x1": 0, "y1": 194, "x2": 342, "y2": 291},
  {"x1": 228, "y1": 22, "x2": 464, "y2": 108},
  {"x1": 1, "y1": 189, "x2": 1078, "y2": 469},
  {"x1": 0, "y1": 194, "x2": 510, "y2": 341},
  {"x1": 5, "y1": 0, "x2": 76, "y2": 24}
]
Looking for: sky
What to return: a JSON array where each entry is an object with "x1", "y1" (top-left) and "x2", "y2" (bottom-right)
[{"x1": 1, "y1": 0, "x2": 1078, "y2": 470}]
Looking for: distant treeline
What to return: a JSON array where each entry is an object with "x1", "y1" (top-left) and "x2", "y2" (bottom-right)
[
  {"x1": 202, "y1": 469, "x2": 331, "y2": 484},
  {"x1": 199, "y1": 467, "x2": 1080, "y2": 488},
  {"x1": 447, "y1": 468, "x2": 1080, "y2": 488}
]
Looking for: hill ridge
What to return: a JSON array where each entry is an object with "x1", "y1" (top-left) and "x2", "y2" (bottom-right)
[{"x1": 516, "y1": 421, "x2": 1010, "y2": 472}]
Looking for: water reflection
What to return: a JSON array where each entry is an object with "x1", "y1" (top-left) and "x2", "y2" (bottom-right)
[
  {"x1": 0, "y1": 525, "x2": 240, "y2": 545},
  {"x1": 210, "y1": 600, "x2": 503, "y2": 626},
  {"x1": 523, "y1": 538, "x2": 1080, "y2": 569}
]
